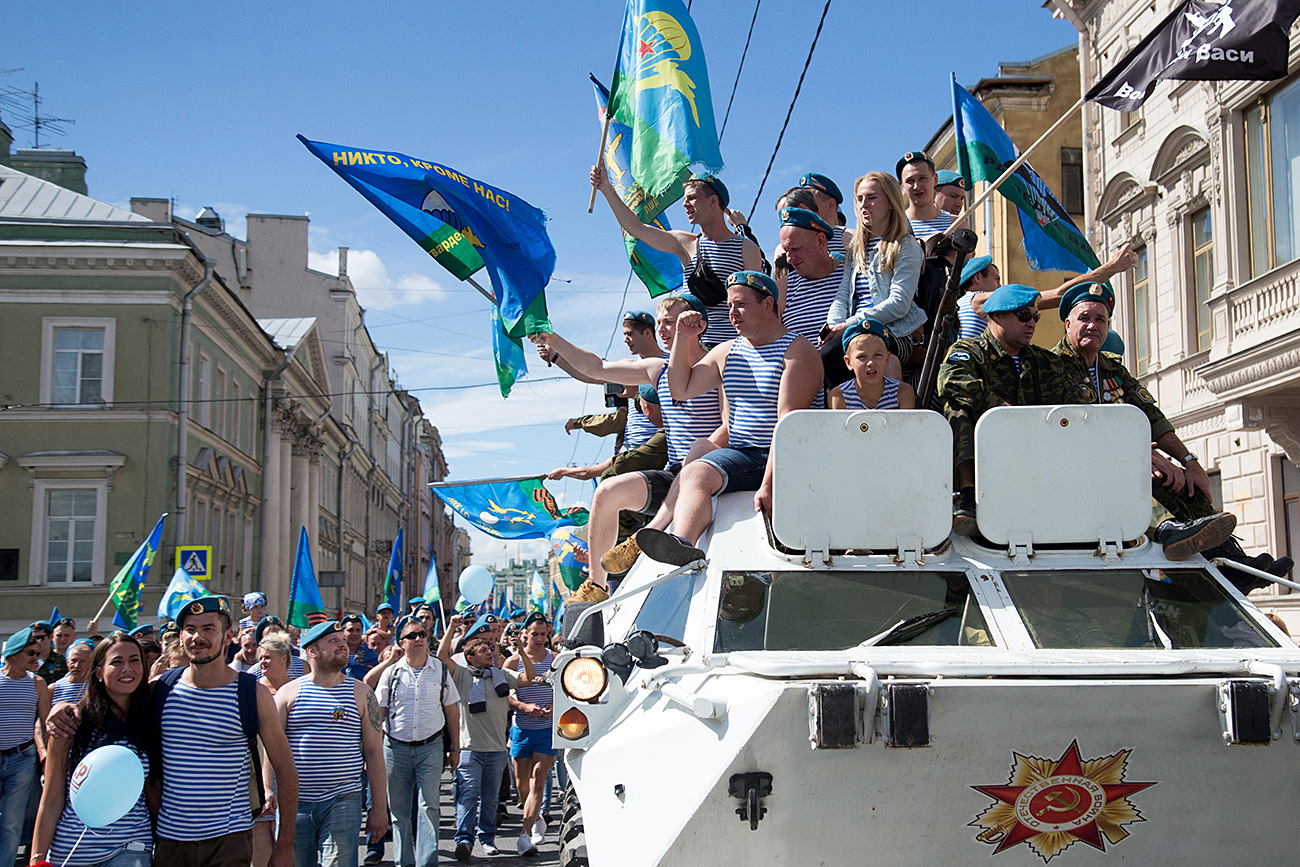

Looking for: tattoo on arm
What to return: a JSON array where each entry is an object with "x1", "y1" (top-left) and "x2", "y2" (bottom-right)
[{"x1": 366, "y1": 690, "x2": 383, "y2": 733}]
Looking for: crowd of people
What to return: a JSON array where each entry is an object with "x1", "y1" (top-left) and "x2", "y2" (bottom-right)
[{"x1": 0, "y1": 592, "x2": 566, "y2": 867}]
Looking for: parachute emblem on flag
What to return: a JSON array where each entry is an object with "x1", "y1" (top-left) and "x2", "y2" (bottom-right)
[{"x1": 635, "y1": 12, "x2": 701, "y2": 125}]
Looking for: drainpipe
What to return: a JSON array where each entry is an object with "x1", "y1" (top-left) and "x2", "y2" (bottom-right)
[
  {"x1": 337, "y1": 424, "x2": 359, "y2": 609},
  {"x1": 1050, "y1": 0, "x2": 1095, "y2": 244},
  {"x1": 257, "y1": 348, "x2": 295, "y2": 582},
  {"x1": 175, "y1": 256, "x2": 214, "y2": 547}
]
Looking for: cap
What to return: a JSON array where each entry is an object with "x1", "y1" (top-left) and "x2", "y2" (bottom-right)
[
  {"x1": 1059, "y1": 281, "x2": 1115, "y2": 320},
  {"x1": 177, "y1": 595, "x2": 233, "y2": 628},
  {"x1": 407, "y1": 596, "x2": 425, "y2": 608},
  {"x1": 799, "y1": 172, "x2": 843, "y2": 204},
  {"x1": 959, "y1": 255, "x2": 993, "y2": 288},
  {"x1": 638, "y1": 383, "x2": 660, "y2": 406},
  {"x1": 841, "y1": 318, "x2": 900, "y2": 357},
  {"x1": 688, "y1": 173, "x2": 729, "y2": 208},
  {"x1": 254, "y1": 615, "x2": 284, "y2": 644},
  {"x1": 1101, "y1": 330, "x2": 1125, "y2": 355},
  {"x1": 127, "y1": 624, "x2": 155, "y2": 638},
  {"x1": 523, "y1": 612, "x2": 550, "y2": 630},
  {"x1": 300, "y1": 620, "x2": 342, "y2": 648},
  {"x1": 935, "y1": 169, "x2": 969, "y2": 190},
  {"x1": 242, "y1": 592, "x2": 267, "y2": 611},
  {"x1": 623, "y1": 311, "x2": 655, "y2": 327},
  {"x1": 895, "y1": 150, "x2": 935, "y2": 179},
  {"x1": 339, "y1": 614, "x2": 364, "y2": 627},
  {"x1": 2, "y1": 627, "x2": 35, "y2": 660},
  {"x1": 672, "y1": 292, "x2": 707, "y2": 315},
  {"x1": 983, "y1": 284, "x2": 1041, "y2": 315},
  {"x1": 726, "y1": 270, "x2": 778, "y2": 299},
  {"x1": 779, "y1": 206, "x2": 833, "y2": 238},
  {"x1": 70, "y1": 638, "x2": 96, "y2": 651},
  {"x1": 52, "y1": 617, "x2": 75, "y2": 629}
]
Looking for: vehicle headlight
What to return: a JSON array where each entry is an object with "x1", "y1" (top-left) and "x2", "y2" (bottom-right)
[
  {"x1": 557, "y1": 707, "x2": 590, "y2": 740},
  {"x1": 561, "y1": 657, "x2": 607, "y2": 702}
]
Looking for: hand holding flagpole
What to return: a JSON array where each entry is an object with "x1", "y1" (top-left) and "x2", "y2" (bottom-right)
[{"x1": 589, "y1": 109, "x2": 613, "y2": 214}]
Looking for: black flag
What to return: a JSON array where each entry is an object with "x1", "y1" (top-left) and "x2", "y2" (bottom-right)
[{"x1": 1087, "y1": 0, "x2": 1300, "y2": 110}]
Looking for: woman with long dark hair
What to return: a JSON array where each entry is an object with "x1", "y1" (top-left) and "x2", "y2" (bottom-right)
[{"x1": 30, "y1": 632, "x2": 161, "y2": 867}]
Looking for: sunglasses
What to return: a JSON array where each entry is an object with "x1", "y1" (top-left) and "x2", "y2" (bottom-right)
[
  {"x1": 1011, "y1": 308, "x2": 1042, "y2": 323},
  {"x1": 401, "y1": 631, "x2": 427, "y2": 641}
]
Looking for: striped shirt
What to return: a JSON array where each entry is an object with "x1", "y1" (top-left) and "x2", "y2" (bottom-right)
[
  {"x1": 838, "y1": 377, "x2": 902, "y2": 410},
  {"x1": 286, "y1": 679, "x2": 364, "y2": 803},
  {"x1": 657, "y1": 362, "x2": 722, "y2": 464},
  {"x1": 848, "y1": 238, "x2": 883, "y2": 319},
  {"x1": 687, "y1": 234, "x2": 747, "y2": 344},
  {"x1": 0, "y1": 672, "x2": 37, "y2": 749},
  {"x1": 255, "y1": 654, "x2": 304, "y2": 681},
  {"x1": 909, "y1": 212, "x2": 952, "y2": 240},
  {"x1": 783, "y1": 258, "x2": 844, "y2": 343},
  {"x1": 512, "y1": 650, "x2": 553, "y2": 731},
  {"x1": 957, "y1": 293, "x2": 987, "y2": 340},
  {"x1": 50, "y1": 735, "x2": 152, "y2": 864},
  {"x1": 623, "y1": 362, "x2": 663, "y2": 451},
  {"x1": 724, "y1": 333, "x2": 796, "y2": 450},
  {"x1": 829, "y1": 226, "x2": 846, "y2": 257},
  {"x1": 157, "y1": 680, "x2": 253, "y2": 840},
  {"x1": 52, "y1": 676, "x2": 88, "y2": 706}
]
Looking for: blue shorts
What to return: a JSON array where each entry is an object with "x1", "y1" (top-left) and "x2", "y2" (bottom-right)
[
  {"x1": 697, "y1": 446, "x2": 769, "y2": 494},
  {"x1": 509, "y1": 725, "x2": 555, "y2": 758}
]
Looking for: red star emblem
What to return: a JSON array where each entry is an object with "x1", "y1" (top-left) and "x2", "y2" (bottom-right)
[
  {"x1": 970, "y1": 740, "x2": 1156, "y2": 862},
  {"x1": 638, "y1": 38, "x2": 655, "y2": 59}
]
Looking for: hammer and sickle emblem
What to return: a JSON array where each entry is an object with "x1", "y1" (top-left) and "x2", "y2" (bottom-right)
[{"x1": 1035, "y1": 787, "x2": 1081, "y2": 817}]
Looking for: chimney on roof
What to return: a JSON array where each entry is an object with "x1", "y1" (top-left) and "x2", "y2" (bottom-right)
[
  {"x1": 339, "y1": 246, "x2": 349, "y2": 277},
  {"x1": 195, "y1": 207, "x2": 224, "y2": 232}
]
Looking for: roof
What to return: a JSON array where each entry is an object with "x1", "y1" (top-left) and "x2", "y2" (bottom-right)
[
  {"x1": 0, "y1": 164, "x2": 148, "y2": 223},
  {"x1": 257, "y1": 317, "x2": 318, "y2": 350}
]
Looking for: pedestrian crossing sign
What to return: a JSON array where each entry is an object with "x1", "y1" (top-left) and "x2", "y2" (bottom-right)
[{"x1": 175, "y1": 546, "x2": 212, "y2": 580}]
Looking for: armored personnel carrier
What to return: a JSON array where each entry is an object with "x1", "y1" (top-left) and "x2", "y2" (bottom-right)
[{"x1": 550, "y1": 405, "x2": 1299, "y2": 865}]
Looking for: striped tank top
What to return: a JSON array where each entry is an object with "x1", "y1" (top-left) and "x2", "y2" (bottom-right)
[
  {"x1": 957, "y1": 293, "x2": 987, "y2": 340},
  {"x1": 829, "y1": 226, "x2": 846, "y2": 257},
  {"x1": 909, "y1": 213, "x2": 952, "y2": 240},
  {"x1": 512, "y1": 650, "x2": 553, "y2": 731},
  {"x1": 838, "y1": 377, "x2": 901, "y2": 410},
  {"x1": 256, "y1": 654, "x2": 305, "y2": 681},
  {"x1": 50, "y1": 735, "x2": 152, "y2": 863},
  {"x1": 724, "y1": 333, "x2": 796, "y2": 450},
  {"x1": 783, "y1": 258, "x2": 844, "y2": 342},
  {"x1": 656, "y1": 361, "x2": 722, "y2": 464},
  {"x1": 287, "y1": 679, "x2": 364, "y2": 803},
  {"x1": 0, "y1": 672, "x2": 37, "y2": 749},
  {"x1": 157, "y1": 680, "x2": 253, "y2": 840},
  {"x1": 623, "y1": 358, "x2": 665, "y2": 450},
  {"x1": 686, "y1": 234, "x2": 747, "y2": 344},
  {"x1": 52, "y1": 676, "x2": 88, "y2": 706}
]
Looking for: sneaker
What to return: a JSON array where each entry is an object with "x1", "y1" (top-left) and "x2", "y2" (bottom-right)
[
  {"x1": 1156, "y1": 513, "x2": 1237, "y2": 561},
  {"x1": 568, "y1": 578, "x2": 609, "y2": 604},
  {"x1": 363, "y1": 850, "x2": 383, "y2": 866},
  {"x1": 601, "y1": 535, "x2": 643, "y2": 573},
  {"x1": 532, "y1": 817, "x2": 548, "y2": 839},
  {"x1": 455, "y1": 841, "x2": 472, "y2": 863},
  {"x1": 952, "y1": 489, "x2": 977, "y2": 537},
  {"x1": 516, "y1": 833, "x2": 538, "y2": 856},
  {"x1": 636, "y1": 528, "x2": 705, "y2": 566},
  {"x1": 480, "y1": 842, "x2": 500, "y2": 856}
]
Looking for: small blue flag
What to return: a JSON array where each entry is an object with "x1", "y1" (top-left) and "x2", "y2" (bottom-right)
[
  {"x1": 287, "y1": 526, "x2": 329, "y2": 628},
  {"x1": 422, "y1": 546, "x2": 439, "y2": 608},
  {"x1": 157, "y1": 568, "x2": 209, "y2": 620},
  {"x1": 384, "y1": 529, "x2": 404, "y2": 613},
  {"x1": 108, "y1": 514, "x2": 167, "y2": 630},
  {"x1": 432, "y1": 477, "x2": 586, "y2": 541}
]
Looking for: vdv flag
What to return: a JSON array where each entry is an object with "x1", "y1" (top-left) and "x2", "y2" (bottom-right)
[
  {"x1": 287, "y1": 526, "x2": 329, "y2": 628},
  {"x1": 529, "y1": 569, "x2": 547, "y2": 615},
  {"x1": 1088, "y1": 0, "x2": 1300, "y2": 110},
  {"x1": 109, "y1": 514, "x2": 166, "y2": 630},
  {"x1": 298, "y1": 136, "x2": 556, "y2": 338},
  {"x1": 48, "y1": 607, "x2": 61, "y2": 627},
  {"x1": 422, "y1": 546, "x2": 440, "y2": 606},
  {"x1": 592, "y1": 75, "x2": 686, "y2": 298},
  {"x1": 432, "y1": 477, "x2": 588, "y2": 541},
  {"x1": 952, "y1": 77, "x2": 1101, "y2": 275},
  {"x1": 550, "y1": 524, "x2": 589, "y2": 592},
  {"x1": 491, "y1": 305, "x2": 527, "y2": 399},
  {"x1": 607, "y1": 0, "x2": 724, "y2": 212},
  {"x1": 383, "y1": 528, "x2": 403, "y2": 613},
  {"x1": 157, "y1": 568, "x2": 208, "y2": 620}
]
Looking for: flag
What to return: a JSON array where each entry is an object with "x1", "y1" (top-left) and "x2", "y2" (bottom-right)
[
  {"x1": 606, "y1": 0, "x2": 723, "y2": 212},
  {"x1": 48, "y1": 606, "x2": 61, "y2": 627},
  {"x1": 383, "y1": 529, "x2": 403, "y2": 613},
  {"x1": 491, "y1": 305, "x2": 527, "y2": 398},
  {"x1": 422, "y1": 546, "x2": 439, "y2": 608},
  {"x1": 550, "y1": 524, "x2": 589, "y2": 592},
  {"x1": 952, "y1": 77, "x2": 1101, "y2": 275},
  {"x1": 432, "y1": 477, "x2": 588, "y2": 540},
  {"x1": 592, "y1": 75, "x2": 686, "y2": 298},
  {"x1": 156, "y1": 567, "x2": 208, "y2": 620},
  {"x1": 298, "y1": 136, "x2": 556, "y2": 338},
  {"x1": 529, "y1": 569, "x2": 547, "y2": 615},
  {"x1": 287, "y1": 526, "x2": 329, "y2": 628},
  {"x1": 1087, "y1": 0, "x2": 1300, "y2": 111},
  {"x1": 108, "y1": 514, "x2": 166, "y2": 630}
]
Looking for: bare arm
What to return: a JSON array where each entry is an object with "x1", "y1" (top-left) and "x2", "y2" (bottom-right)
[
  {"x1": 258, "y1": 684, "x2": 298, "y2": 865},
  {"x1": 591, "y1": 165, "x2": 692, "y2": 264},
  {"x1": 667, "y1": 310, "x2": 725, "y2": 401},
  {"x1": 1042, "y1": 242, "x2": 1137, "y2": 309},
  {"x1": 547, "y1": 457, "x2": 613, "y2": 481},
  {"x1": 34, "y1": 676, "x2": 50, "y2": 761},
  {"x1": 436, "y1": 615, "x2": 462, "y2": 672},
  {"x1": 533, "y1": 332, "x2": 661, "y2": 386},
  {"x1": 359, "y1": 685, "x2": 389, "y2": 843},
  {"x1": 741, "y1": 236, "x2": 763, "y2": 272},
  {"x1": 442, "y1": 700, "x2": 462, "y2": 768},
  {"x1": 827, "y1": 385, "x2": 846, "y2": 409},
  {"x1": 30, "y1": 730, "x2": 70, "y2": 863},
  {"x1": 364, "y1": 645, "x2": 403, "y2": 691}
]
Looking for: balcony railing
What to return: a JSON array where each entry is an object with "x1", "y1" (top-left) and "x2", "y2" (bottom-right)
[{"x1": 1211, "y1": 257, "x2": 1300, "y2": 356}]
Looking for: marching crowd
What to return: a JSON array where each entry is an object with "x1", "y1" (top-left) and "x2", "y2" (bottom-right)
[{"x1": 0, "y1": 592, "x2": 564, "y2": 867}]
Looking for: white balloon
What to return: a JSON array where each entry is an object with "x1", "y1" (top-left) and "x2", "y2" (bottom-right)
[
  {"x1": 69, "y1": 744, "x2": 145, "y2": 828},
  {"x1": 458, "y1": 564, "x2": 494, "y2": 605}
]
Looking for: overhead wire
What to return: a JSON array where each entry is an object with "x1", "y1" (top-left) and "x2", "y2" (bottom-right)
[{"x1": 718, "y1": 0, "x2": 762, "y2": 144}]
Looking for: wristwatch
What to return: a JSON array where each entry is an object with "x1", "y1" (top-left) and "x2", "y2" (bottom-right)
[{"x1": 1182, "y1": 453, "x2": 1199, "y2": 465}]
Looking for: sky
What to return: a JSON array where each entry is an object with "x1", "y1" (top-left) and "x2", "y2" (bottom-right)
[{"x1": 4, "y1": 2, "x2": 1081, "y2": 568}]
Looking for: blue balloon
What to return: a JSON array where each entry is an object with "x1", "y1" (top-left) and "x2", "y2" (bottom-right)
[
  {"x1": 458, "y1": 564, "x2": 494, "y2": 606},
  {"x1": 69, "y1": 744, "x2": 144, "y2": 828}
]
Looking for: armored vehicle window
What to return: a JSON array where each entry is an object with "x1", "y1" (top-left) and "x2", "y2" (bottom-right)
[
  {"x1": 713, "y1": 570, "x2": 992, "y2": 652},
  {"x1": 629, "y1": 570, "x2": 693, "y2": 644},
  {"x1": 1001, "y1": 569, "x2": 1279, "y2": 650}
]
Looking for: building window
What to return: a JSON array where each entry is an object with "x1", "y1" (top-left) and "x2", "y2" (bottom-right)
[
  {"x1": 1280, "y1": 459, "x2": 1300, "y2": 594},
  {"x1": 1119, "y1": 107, "x2": 1142, "y2": 132},
  {"x1": 1191, "y1": 207, "x2": 1214, "y2": 352},
  {"x1": 1132, "y1": 246, "x2": 1152, "y2": 374},
  {"x1": 40, "y1": 318, "x2": 116, "y2": 408},
  {"x1": 1060, "y1": 147, "x2": 1084, "y2": 214},
  {"x1": 1245, "y1": 78, "x2": 1300, "y2": 277},
  {"x1": 197, "y1": 353, "x2": 212, "y2": 428},
  {"x1": 231, "y1": 380, "x2": 242, "y2": 452},
  {"x1": 214, "y1": 367, "x2": 227, "y2": 439},
  {"x1": 44, "y1": 489, "x2": 98, "y2": 583}
]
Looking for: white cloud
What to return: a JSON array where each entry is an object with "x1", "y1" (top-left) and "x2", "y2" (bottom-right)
[{"x1": 308, "y1": 247, "x2": 449, "y2": 310}]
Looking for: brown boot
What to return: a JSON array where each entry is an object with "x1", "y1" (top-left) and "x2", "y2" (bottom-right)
[
  {"x1": 569, "y1": 579, "x2": 610, "y2": 603},
  {"x1": 600, "y1": 535, "x2": 643, "y2": 574}
]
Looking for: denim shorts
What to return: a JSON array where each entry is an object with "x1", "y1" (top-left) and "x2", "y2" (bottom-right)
[
  {"x1": 697, "y1": 447, "x2": 769, "y2": 494},
  {"x1": 508, "y1": 725, "x2": 555, "y2": 758}
]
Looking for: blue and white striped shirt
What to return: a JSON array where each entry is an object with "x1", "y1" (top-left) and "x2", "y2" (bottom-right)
[
  {"x1": 0, "y1": 672, "x2": 37, "y2": 750},
  {"x1": 724, "y1": 333, "x2": 796, "y2": 450},
  {"x1": 829, "y1": 226, "x2": 846, "y2": 258},
  {"x1": 656, "y1": 362, "x2": 722, "y2": 464},
  {"x1": 512, "y1": 650, "x2": 553, "y2": 732},
  {"x1": 783, "y1": 258, "x2": 844, "y2": 343},
  {"x1": 255, "y1": 654, "x2": 305, "y2": 681},
  {"x1": 157, "y1": 680, "x2": 253, "y2": 840},
  {"x1": 52, "y1": 676, "x2": 87, "y2": 706},
  {"x1": 687, "y1": 234, "x2": 747, "y2": 344},
  {"x1": 286, "y1": 679, "x2": 364, "y2": 803},
  {"x1": 909, "y1": 212, "x2": 952, "y2": 240},
  {"x1": 838, "y1": 377, "x2": 902, "y2": 410},
  {"x1": 623, "y1": 362, "x2": 664, "y2": 451},
  {"x1": 50, "y1": 737, "x2": 152, "y2": 864},
  {"x1": 957, "y1": 293, "x2": 987, "y2": 341}
]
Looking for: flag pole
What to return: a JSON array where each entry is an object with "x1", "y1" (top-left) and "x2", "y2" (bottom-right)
[
  {"x1": 942, "y1": 94, "x2": 1085, "y2": 239},
  {"x1": 429, "y1": 474, "x2": 545, "y2": 489},
  {"x1": 92, "y1": 587, "x2": 119, "y2": 625},
  {"x1": 465, "y1": 276, "x2": 497, "y2": 306},
  {"x1": 588, "y1": 109, "x2": 613, "y2": 214}
]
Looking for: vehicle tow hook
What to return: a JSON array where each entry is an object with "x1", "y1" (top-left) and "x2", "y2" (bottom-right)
[{"x1": 728, "y1": 772, "x2": 772, "y2": 830}]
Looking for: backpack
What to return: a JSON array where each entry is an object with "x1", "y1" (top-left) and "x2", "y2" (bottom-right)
[{"x1": 153, "y1": 668, "x2": 264, "y2": 816}]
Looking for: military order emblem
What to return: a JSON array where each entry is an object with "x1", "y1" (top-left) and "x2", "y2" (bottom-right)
[
  {"x1": 189, "y1": 601, "x2": 204, "y2": 615},
  {"x1": 970, "y1": 740, "x2": 1156, "y2": 861},
  {"x1": 331, "y1": 707, "x2": 347, "y2": 722}
]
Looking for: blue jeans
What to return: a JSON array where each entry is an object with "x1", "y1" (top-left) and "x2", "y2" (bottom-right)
[
  {"x1": 0, "y1": 743, "x2": 37, "y2": 867},
  {"x1": 454, "y1": 750, "x2": 509, "y2": 846},
  {"x1": 384, "y1": 737, "x2": 442, "y2": 867},
  {"x1": 294, "y1": 791, "x2": 362, "y2": 867},
  {"x1": 85, "y1": 845, "x2": 152, "y2": 867}
]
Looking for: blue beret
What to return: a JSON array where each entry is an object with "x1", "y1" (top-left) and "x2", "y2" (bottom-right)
[
  {"x1": 638, "y1": 383, "x2": 661, "y2": 406},
  {"x1": 70, "y1": 638, "x2": 96, "y2": 650},
  {"x1": 623, "y1": 311, "x2": 655, "y2": 327},
  {"x1": 2, "y1": 627, "x2": 35, "y2": 660},
  {"x1": 1059, "y1": 281, "x2": 1115, "y2": 320},
  {"x1": 689, "y1": 173, "x2": 729, "y2": 208},
  {"x1": 394, "y1": 615, "x2": 425, "y2": 641},
  {"x1": 779, "y1": 206, "x2": 833, "y2": 238},
  {"x1": 160, "y1": 621, "x2": 178, "y2": 636},
  {"x1": 339, "y1": 614, "x2": 363, "y2": 627},
  {"x1": 464, "y1": 617, "x2": 494, "y2": 639},
  {"x1": 960, "y1": 255, "x2": 993, "y2": 288},
  {"x1": 523, "y1": 612, "x2": 550, "y2": 629},
  {"x1": 1101, "y1": 330, "x2": 1125, "y2": 355},
  {"x1": 672, "y1": 292, "x2": 706, "y2": 315},
  {"x1": 983, "y1": 284, "x2": 1041, "y2": 315},
  {"x1": 254, "y1": 615, "x2": 284, "y2": 644},
  {"x1": 727, "y1": 270, "x2": 777, "y2": 299},
  {"x1": 509, "y1": 608, "x2": 526, "y2": 619},
  {"x1": 127, "y1": 624, "x2": 155, "y2": 638},
  {"x1": 841, "y1": 318, "x2": 899, "y2": 357},
  {"x1": 300, "y1": 620, "x2": 341, "y2": 648},
  {"x1": 178, "y1": 595, "x2": 232, "y2": 628},
  {"x1": 407, "y1": 596, "x2": 425, "y2": 608},
  {"x1": 895, "y1": 150, "x2": 935, "y2": 179},
  {"x1": 29, "y1": 621, "x2": 52, "y2": 633},
  {"x1": 935, "y1": 169, "x2": 969, "y2": 190},
  {"x1": 799, "y1": 172, "x2": 842, "y2": 204},
  {"x1": 375, "y1": 601, "x2": 394, "y2": 613}
]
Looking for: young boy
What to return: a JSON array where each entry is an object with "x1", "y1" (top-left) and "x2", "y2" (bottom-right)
[{"x1": 828, "y1": 319, "x2": 916, "y2": 410}]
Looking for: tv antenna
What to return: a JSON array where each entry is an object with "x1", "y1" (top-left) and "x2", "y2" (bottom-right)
[{"x1": 0, "y1": 78, "x2": 75, "y2": 148}]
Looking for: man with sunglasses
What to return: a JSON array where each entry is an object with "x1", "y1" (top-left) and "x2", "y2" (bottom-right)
[{"x1": 938, "y1": 284, "x2": 1093, "y2": 534}]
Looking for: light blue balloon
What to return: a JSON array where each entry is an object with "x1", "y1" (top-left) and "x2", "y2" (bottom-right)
[
  {"x1": 69, "y1": 744, "x2": 144, "y2": 828},
  {"x1": 458, "y1": 564, "x2": 494, "y2": 606}
]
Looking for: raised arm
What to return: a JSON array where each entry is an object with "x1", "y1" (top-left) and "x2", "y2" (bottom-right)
[
  {"x1": 666, "y1": 310, "x2": 725, "y2": 401},
  {"x1": 436, "y1": 614, "x2": 462, "y2": 673},
  {"x1": 532, "y1": 332, "x2": 661, "y2": 386},
  {"x1": 364, "y1": 644, "x2": 402, "y2": 691},
  {"x1": 591, "y1": 165, "x2": 692, "y2": 264},
  {"x1": 1040, "y1": 242, "x2": 1138, "y2": 309}
]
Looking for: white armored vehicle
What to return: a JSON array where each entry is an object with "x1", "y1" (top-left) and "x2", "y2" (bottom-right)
[{"x1": 551, "y1": 405, "x2": 1300, "y2": 865}]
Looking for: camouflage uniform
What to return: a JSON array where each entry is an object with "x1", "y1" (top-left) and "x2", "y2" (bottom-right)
[{"x1": 938, "y1": 330, "x2": 1091, "y2": 465}]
